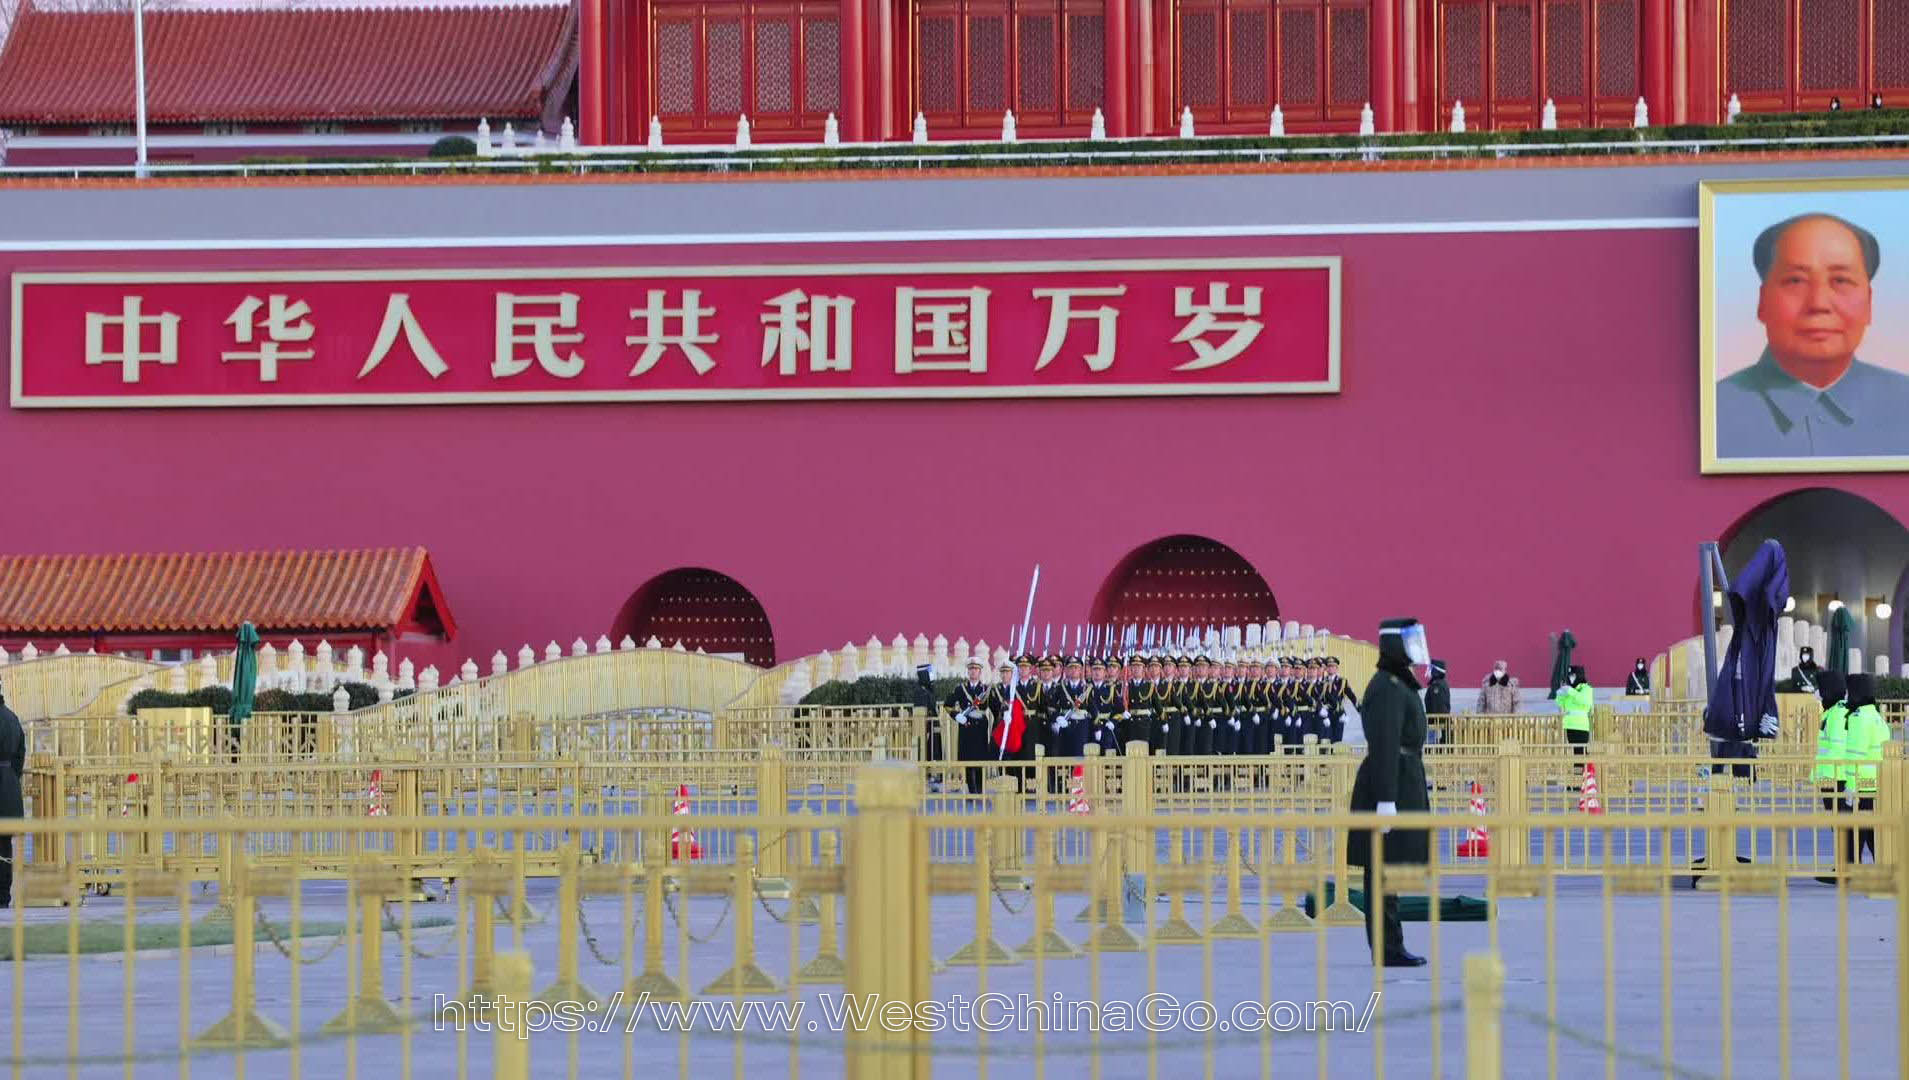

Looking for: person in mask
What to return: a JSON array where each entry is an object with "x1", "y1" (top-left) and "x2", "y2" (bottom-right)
[
  {"x1": 1790, "y1": 647, "x2": 1821, "y2": 695},
  {"x1": 1624, "y1": 658, "x2": 1651, "y2": 696},
  {"x1": 1558, "y1": 665, "x2": 1594, "y2": 753},
  {"x1": 1349, "y1": 617, "x2": 1432, "y2": 969},
  {"x1": 1480, "y1": 661, "x2": 1519, "y2": 714},
  {"x1": 1841, "y1": 674, "x2": 1887, "y2": 869},
  {"x1": 1811, "y1": 671, "x2": 1850, "y2": 884},
  {"x1": 1422, "y1": 660, "x2": 1452, "y2": 745}
]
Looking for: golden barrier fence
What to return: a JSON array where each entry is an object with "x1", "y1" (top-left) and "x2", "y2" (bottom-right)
[
  {"x1": 23, "y1": 739, "x2": 1901, "y2": 889},
  {"x1": 32, "y1": 704, "x2": 929, "y2": 765},
  {"x1": 2, "y1": 780, "x2": 1903, "y2": 1080},
  {"x1": 0, "y1": 654, "x2": 165, "y2": 722}
]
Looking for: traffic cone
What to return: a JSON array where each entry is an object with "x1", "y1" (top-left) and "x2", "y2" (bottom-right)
[
  {"x1": 670, "y1": 784, "x2": 703, "y2": 860},
  {"x1": 1066, "y1": 765, "x2": 1090, "y2": 815},
  {"x1": 1456, "y1": 780, "x2": 1490, "y2": 857},
  {"x1": 366, "y1": 769, "x2": 388, "y2": 817},
  {"x1": 1576, "y1": 763, "x2": 1604, "y2": 814}
]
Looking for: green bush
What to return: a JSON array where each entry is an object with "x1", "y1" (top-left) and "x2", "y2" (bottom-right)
[
  {"x1": 128, "y1": 682, "x2": 386, "y2": 714},
  {"x1": 798, "y1": 675, "x2": 964, "y2": 707},
  {"x1": 430, "y1": 135, "x2": 478, "y2": 158}
]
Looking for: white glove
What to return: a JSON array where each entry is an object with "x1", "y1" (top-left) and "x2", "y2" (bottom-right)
[
  {"x1": 1052, "y1": 719, "x2": 1066, "y2": 733},
  {"x1": 1377, "y1": 801, "x2": 1397, "y2": 834},
  {"x1": 1229, "y1": 718, "x2": 1241, "y2": 731},
  {"x1": 1208, "y1": 718, "x2": 1218, "y2": 729},
  {"x1": 1758, "y1": 714, "x2": 1779, "y2": 738}
]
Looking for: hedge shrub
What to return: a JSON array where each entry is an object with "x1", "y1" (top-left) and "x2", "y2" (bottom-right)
[
  {"x1": 798, "y1": 675, "x2": 965, "y2": 707},
  {"x1": 127, "y1": 681, "x2": 408, "y2": 715}
]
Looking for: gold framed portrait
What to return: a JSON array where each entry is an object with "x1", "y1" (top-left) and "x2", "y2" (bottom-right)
[{"x1": 1700, "y1": 176, "x2": 1909, "y2": 474}]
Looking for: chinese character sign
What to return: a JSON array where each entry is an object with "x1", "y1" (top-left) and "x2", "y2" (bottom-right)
[{"x1": 10, "y1": 257, "x2": 1339, "y2": 407}]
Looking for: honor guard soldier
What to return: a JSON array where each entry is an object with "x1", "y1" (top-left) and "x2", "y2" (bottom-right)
[
  {"x1": 1275, "y1": 658, "x2": 1305, "y2": 752},
  {"x1": 1214, "y1": 659, "x2": 1241, "y2": 756},
  {"x1": 1088, "y1": 657, "x2": 1122, "y2": 755},
  {"x1": 1324, "y1": 657, "x2": 1358, "y2": 743},
  {"x1": 1245, "y1": 659, "x2": 1272, "y2": 756},
  {"x1": 1170, "y1": 656, "x2": 1197, "y2": 756},
  {"x1": 1190, "y1": 655, "x2": 1218, "y2": 756},
  {"x1": 1300, "y1": 659, "x2": 1330, "y2": 745},
  {"x1": 1048, "y1": 656, "x2": 1092, "y2": 788},
  {"x1": 1121, "y1": 656, "x2": 1150, "y2": 748},
  {"x1": 943, "y1": 658, "x2": 993, "y2": 795},
  {"x1": 1154, "y1": 657, "x2": 1182, "y2": 756},
  {"x1": 986, "y1": 660, "x2": 1028, "y2": 777}
]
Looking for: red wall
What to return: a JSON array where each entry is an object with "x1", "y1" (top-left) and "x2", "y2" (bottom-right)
[{"x1": 5, "y1": 227, "x2": 1903, "y2": 684}]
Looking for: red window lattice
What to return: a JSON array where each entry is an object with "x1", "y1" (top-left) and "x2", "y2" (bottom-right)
[
  {"x1": 1799, "y1": 0, "x2": 1860, "y2": 90},
  {"x1": 1068, "y1": 14, "x2": 1105, "y2": 109},
  {"x1": 913, "y1": 0, "x2": 1103, "y2": 132},
  {"x1": 1442, "y1": 2, "x2": 1485, "y2": 102},
  {"x1": 1493, "y1": 3, "x2": 1533, "y2": 101},
  {"x1": 1593, "y1": 0, "x2": 1637, "y2": 99},
  {"x1": 1727, "y1": 0, "x2": 1789, "y2": 93},
  {"x1": 1172, "y1": 0, "x2": 1367, "y2": 125},
  {"x1": 1544, "y1": 0, "x2": 1585, "y2": 100},
  {"x1": 1328, "y1": 5, "x2": 1368, "y2": 104},
  {"x1": 1280, "y1": 7, "x2": 1320, "y2": 104},
  {"x1": 651, "y1": 1, "x2": 840, "y2": 138},
  {"x1": 1881, "y1": 1, "x2": 1909, "y2": 91}
]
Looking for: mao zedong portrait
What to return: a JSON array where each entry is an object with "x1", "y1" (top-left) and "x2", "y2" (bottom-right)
[{"x1": 1716, "y1": 213, "x2": 1909, "y2": 458}]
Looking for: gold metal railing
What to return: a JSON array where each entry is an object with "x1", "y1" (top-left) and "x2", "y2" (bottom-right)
[{"x1": 2, "y1": 774, "x2": 1903, "y2": 1080}]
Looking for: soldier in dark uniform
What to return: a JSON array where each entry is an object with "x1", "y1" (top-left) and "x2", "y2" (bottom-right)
[
  {"x1": 1349, "y1": 617, "x2": 1432, "y2": 968},
  {"x1": 1245, "y1": 659, "x2": 1272, "y2": 756},
  {"x1": 1188, "y1": 656, "x2": 1216, "y2": 756},
  {"x1": 1172, "y1": 657, "x2": 1197, "y2": 756},
  {"x1": 943, "y1": 657, "x2": 993, "y2": 795},
  {"x1": 1121, "y1": 656, "x2": 1151, "y2": 748},
  {"x1": 1136, "y1": 657, "x2": 1167, "y2": 752},
  {"x1": 1088, "y1": 657, "x2": 1122, "y2": 755},
  {"x1": 1152, "y1": 657, "x2": 1180, "y2": 756},
  {"x1": 985, "y1": 660, "x2": 1028, "y2": 781},
  {"x1": 1215, "y1": 659, "x2": 1242, "y2": 756},
  {"x1": 1791, "y1": 647, "x2": 1821, "y2": 695},
  {"x1": 1289, "y1": 659, "x2": 1318, "y2": 746},
  {"x1": 1268, "y1": 658, "x2": 1294, "y2": 752},
  {"x1": 1047, "y1": 656, "x2": 1092, "y2": 789},
  {"x1": 1324, "y1": 657, "x2": 1358, "y2": 743}
]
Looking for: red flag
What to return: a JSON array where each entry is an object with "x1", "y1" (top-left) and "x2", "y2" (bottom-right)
[{"x1": 993, "y1": 695, "x2": 1026, "y2": 756}]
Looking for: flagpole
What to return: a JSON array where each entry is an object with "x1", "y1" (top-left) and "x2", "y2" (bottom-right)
[{"x1": 133, "y1": 0, "x2": 149, "y2": 179}]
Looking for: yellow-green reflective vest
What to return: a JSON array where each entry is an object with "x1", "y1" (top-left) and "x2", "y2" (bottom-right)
[
  {"x1": 1848, "y1": 704, "x2": 1887, "y2": 793},
  {"x1": 1559, "y1": 683, "x2": 1593, "y2": 732},
  {"x1": 1814, "y1": 702, "x2": 1849, "y2": 783}
]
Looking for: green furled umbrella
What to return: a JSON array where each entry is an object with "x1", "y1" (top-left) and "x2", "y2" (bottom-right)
[
  {"x1": 1828, "y1": 606, "x2": 1856, "y2": 676},
  {"x1": 229, "y1": 622, "x2": 261, "y2": 750},
  {"x1": 1547, "y1": 629, "x2": 1577, "y2": 701}
]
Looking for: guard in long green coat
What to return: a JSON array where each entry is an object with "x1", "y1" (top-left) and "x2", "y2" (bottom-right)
[{"x1": 1348, "y1": 617, "x2": 1432, "y2": 968}]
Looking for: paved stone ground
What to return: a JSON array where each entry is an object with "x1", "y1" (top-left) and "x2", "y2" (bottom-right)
[{"x1": 1, "y1": 871, "x2": 1898, "y2": 1079}]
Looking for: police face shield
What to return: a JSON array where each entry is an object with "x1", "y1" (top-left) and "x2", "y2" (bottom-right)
[{"x1": 1400, "y1": 624, "x2": 1430, "y2": 667}]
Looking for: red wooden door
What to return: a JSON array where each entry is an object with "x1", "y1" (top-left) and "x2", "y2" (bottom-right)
[
  {"x1": 1435, "y1": 0, "x2": 1636, "y2": 129},
  {"x1": 652, "y1": 0, "x2": 842, "y2": 140},
  {"x1": 1166, "y1": 0, "x2": 1369, "y2": 132},
  {"x1": 1723, "y1": 0, "x2": 1900, "y2": 114},
  {"x1": 910, "y1": 0, "x2": 1106, "y2": 137}
]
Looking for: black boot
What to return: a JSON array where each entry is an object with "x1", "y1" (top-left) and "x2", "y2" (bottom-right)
[{"x1": 1381, "y1": 948, "x2": 1427, "y2": 968}]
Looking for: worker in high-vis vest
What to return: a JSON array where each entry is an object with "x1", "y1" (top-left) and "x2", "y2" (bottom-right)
[
  {"x1": 1843, "y1": 674, "x2": 1888, "y2": 867},
  {"x1": 1813, "y1": 671, "x2": 1850, "y2": 795},
  {"x1": 1558, "y1": 665, "x2": 1594, "y2": 754}
]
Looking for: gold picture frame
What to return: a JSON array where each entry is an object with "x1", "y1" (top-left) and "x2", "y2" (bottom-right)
[{"x1": 1700, "y1": 175, "x2": 1909, "y2": 474}]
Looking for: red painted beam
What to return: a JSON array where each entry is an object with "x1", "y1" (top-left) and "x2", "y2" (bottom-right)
[
  {"x1": 1106, "y1": 0, "x2": 1131, "y2": 136},
  {"x1": 842, "y1": 0, "x2": 868, "y2": 141},
  {"x1": 1373, "y1": 0, "x2": 1399, "y2": 132},
  {"x1": 1644, "y1": 0, "x2": 1669, "y2": 126},
  {"x1": 581, "y1": 0, "x2": 607, "y2": 144}
]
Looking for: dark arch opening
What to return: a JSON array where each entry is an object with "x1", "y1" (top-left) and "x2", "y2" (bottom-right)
[
  {"x1": 611, "y1": 568, "x2": 777, "y2": 667},
  {"x1": 1089, "y1": 535, "x2": 1278, "y2": 632},
  {"x1": 1719, "y1": 488, "x2": 1909, "y2": 672}
]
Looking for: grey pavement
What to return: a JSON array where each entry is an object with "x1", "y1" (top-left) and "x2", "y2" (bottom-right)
[{"x1": 1, "y1": 873, "x2": 1898, "y2": 1080}]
